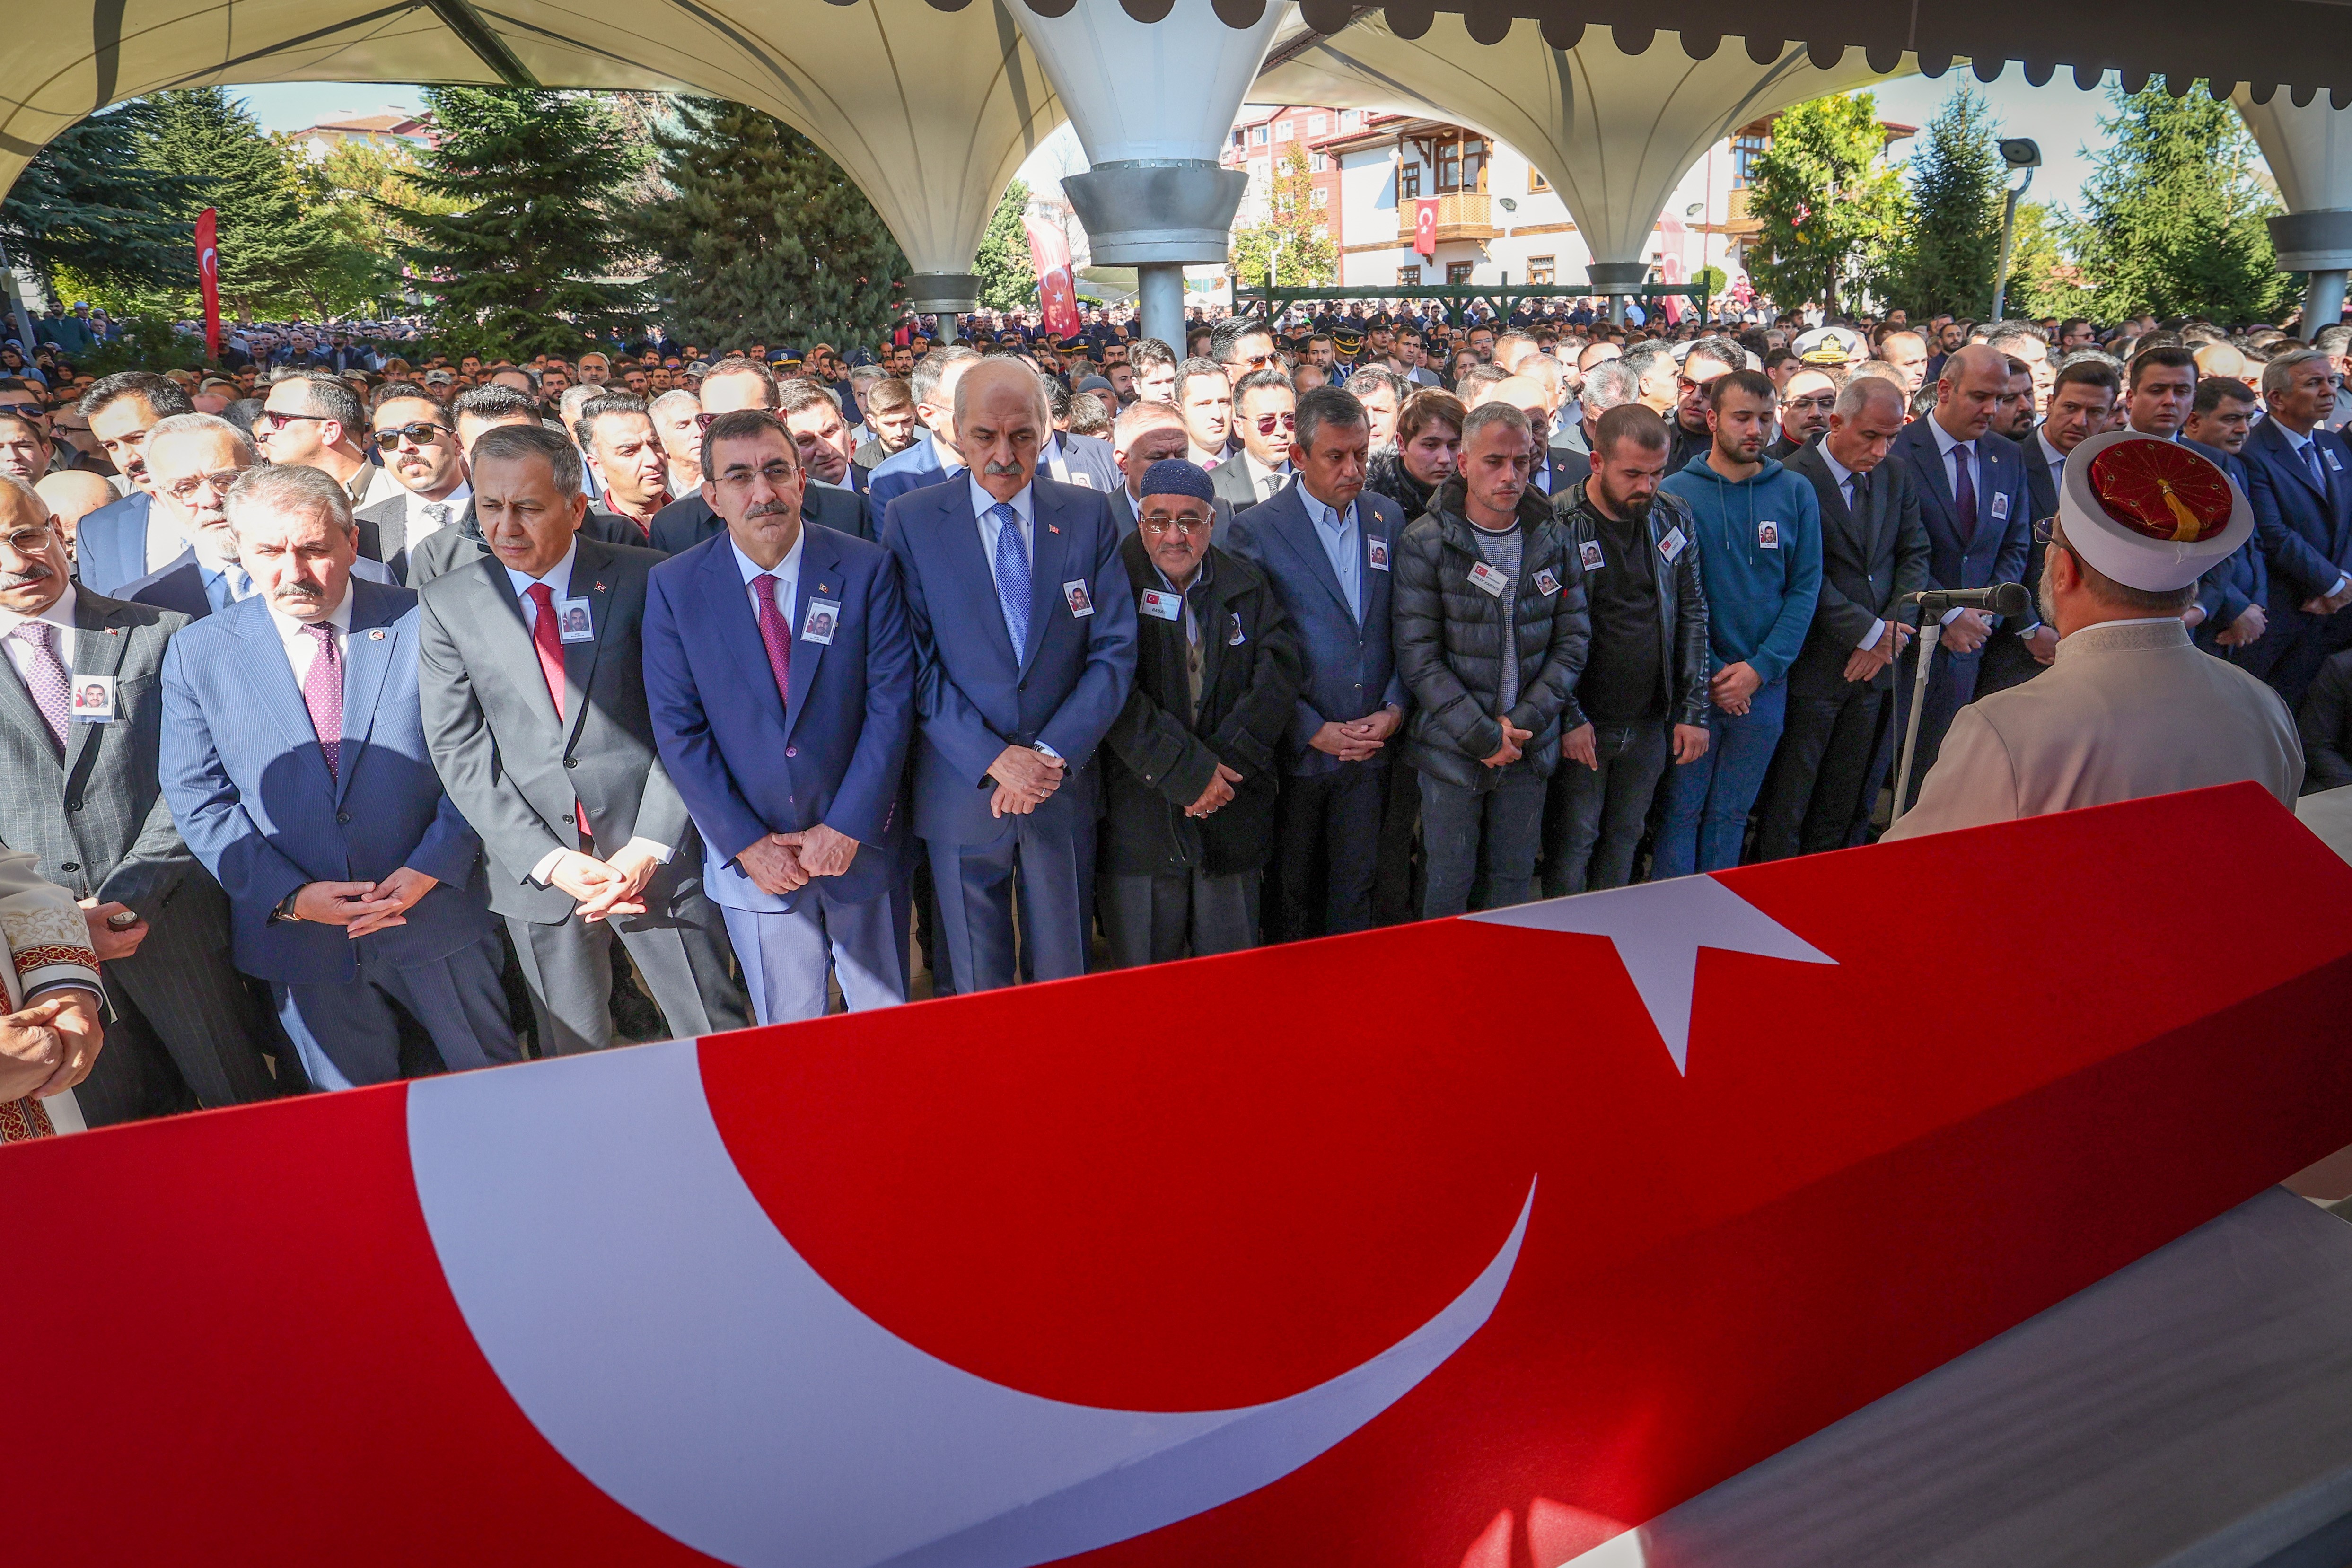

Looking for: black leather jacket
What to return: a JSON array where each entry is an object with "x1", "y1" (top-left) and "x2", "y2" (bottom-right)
[{"x1": 1553, "y1": 477, "x2": 1713, "y2": 731}]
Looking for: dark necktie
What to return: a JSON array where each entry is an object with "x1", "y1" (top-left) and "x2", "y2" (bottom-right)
[
  {"x1": 1952, "y1": 442, "x2": 1977, "y2": 539},
  {"x1": 2307, "y1": 440, "x2": 2328, "y2": 491}
]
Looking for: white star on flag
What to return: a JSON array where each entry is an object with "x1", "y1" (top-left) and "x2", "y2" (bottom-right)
[{"x1": 1468, "y1": 875, "x2": 1837, "y2": 1074}]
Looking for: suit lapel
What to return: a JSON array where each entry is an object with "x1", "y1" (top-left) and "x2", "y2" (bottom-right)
[
  {"x1": 558, "y1": 539, "x2": 611, "y2": 748},
  {"x1": 0, "y1": 613, "x2": 57, "y2": 768},
  {"x1": 783, "y1": 534, "x2": 841, "y2": 742},
  {"x1": 701, "y1": 537, "x2": 789, "y2": 732},
  {"x1": 61, "y1": 597, "x2": 132, "y2": 781},
  {"x1": 1274, "y1": 494, "x2": 1357, "y2": 622},
  {"x1": 335, "y1": 581, "x2": 397, "y2": 806},
  {"x1": 230, "y1": 597, "x2": 341, "y2": 800},
  {"x1": 1022, "y1": 490, "x2": 1073, "y2": 676},
  {"x1": 2265, "y1": 421, "x2": 2327, "y2": 500}
]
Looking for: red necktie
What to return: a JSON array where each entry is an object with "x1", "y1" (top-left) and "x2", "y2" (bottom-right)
[
  {"x1": 753, "y1": 574, "x2": 791, "y2": 719},
  {"x1": 526, "y1": 584, "x2": 592, "y2": 841}
]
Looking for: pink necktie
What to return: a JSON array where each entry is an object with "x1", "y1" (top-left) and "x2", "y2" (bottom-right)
[
  {"x1": 10, "y1": 621, "x2": 70, "y2": 750},
  {"x1": 526, "y1": 585, "x2": 592, "y2": 840},
  {"x1": 301, "y1": 623, "x2": 342, "y2": 780},
  {"x1": 753, "y1": 574, "x2": 792, "y2": 717}
]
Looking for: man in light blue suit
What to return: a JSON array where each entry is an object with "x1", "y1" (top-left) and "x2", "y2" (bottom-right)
[
  {"x1": 643, "y1": 410, "x2": 916, "y2": 1023},
  {"x1": 867, "y1": 345, "x2": 982, "y2": 511},
  {"x1": 159, "y1": 463, "x2": 516, "y2": 1090},
  {"x1": 73, "y1": 371, "x2": 194, "y2": 596},
  {"x1": 882, "y1": 358, "x2": 1137, "y2": 992}
]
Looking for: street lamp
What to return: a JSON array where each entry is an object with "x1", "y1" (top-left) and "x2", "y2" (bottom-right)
[{"x1": 1990, "y1": 138, "x2": 2041, "y2": 322}]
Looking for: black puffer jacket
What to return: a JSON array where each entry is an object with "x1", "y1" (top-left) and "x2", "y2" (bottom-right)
[
  {"x1": 1364, "y1": 447, "x2": 1439, "y2": 521},
  {"x1": 1393, "y1": 478, "x2": 1591, "y2": 790},
  {"x1": 1553, "y1": 477, "x2": 1714, "y2": 731}
]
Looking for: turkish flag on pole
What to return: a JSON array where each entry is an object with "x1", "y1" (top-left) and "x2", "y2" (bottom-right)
[
  {"x1": 2, "y1": 785, "x2": 2350, "y2": 1565},
  {"x1": 1025, "y1": 216, "x2": 1082, "y2": 339},
  {"x1": 195, "y1": 206, "x2": 220, "y2": 362},
  {"x1": 1415, "y1": 198, "x2": 1439, "y2": 259}
]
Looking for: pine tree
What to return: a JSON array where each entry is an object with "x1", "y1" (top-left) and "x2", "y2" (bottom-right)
[
  {"x1": 0, "y1": 100, "x2": 195, "y2": 301},
  {"x1": 1894, "y1": 84, "x2": 2005, "y2": 318},
  {"x1": 2068, "y1": 82, "x2": 2291, "y2": 324},
  {"x1": 395, "y1": 87, "x2": 647, "y2": 357},
  {"x1": 146, "y1": 88, "x2": 342, "y2": 318},
  {"x1": 1229, "y1": 141, "x2": 1339, "y2": 288},
  {"x1": 1744, "y1": 93, "x2": 1910, "y2": 317},
  {"x1": 634, "y1": 97, "x2": 908, "y2": 353},
  {"x1": 974, "y1": 179, "x2": 1036, "y2": 312}
]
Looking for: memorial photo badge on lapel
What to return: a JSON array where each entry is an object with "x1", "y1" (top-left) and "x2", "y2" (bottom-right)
[
  {"x1": 1756, "y1": 520, "x2": 1780, "y2": 550},
  {"x1": 1579, "y1": 540, "x2": 1605, "y2": 573},
  {"x1": 69, "y1": 673, "x2": 116, "y2": 723},
  {"x1": 1534, "y1": 567, "x2": 1563, "y2": 596},
  {"x1": 1228, "y1": 612, "x2": 1246, "y2": 647},
  {"x1": 801, "y1": 599, "x2": 841, "y2": 646},
  {"x1": 1990, "y1": 492, "x2": 2010, "y2": 521},
  {"x1": 555, "y1": 596, "x2": 595, "y2": 643},
  {"x1": 1063, "y1": 580, "x2": 1095, "y2": 617},
  {"x1": 1367, "y1": 537, "x2": 1391, "y2": 571}
]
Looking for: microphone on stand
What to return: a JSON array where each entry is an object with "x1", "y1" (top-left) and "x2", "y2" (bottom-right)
[{"x1": 1904, "y1": 583, "x2": 2034, "y2": 620}]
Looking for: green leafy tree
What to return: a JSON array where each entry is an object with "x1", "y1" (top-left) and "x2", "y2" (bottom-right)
[
  {"x1": 0, "y1": 100, "x2": 195, "y2": 302},
  {"x1": 1894, "y1": 84, "x2": 2005, "y2": 318},
  {"x1": 2067, "y1": 81, "x2": 2292, "y2": 324},
  {"x1": 1229, "y1": 142, "x2": 1339, "y2": 288},
  {"x1": 394, "y1": 87, "x2": 646, "y2": 357},
  {"x1": 282, "y1": 136, "x2": 470, "y2": 317},
  {"x1": 634, "y1": 97, "x2": 908, "y2": 353},
  {"x1": 146, "y1": 88, "x2": 342, "y2": 319},
  {"x1": 974, "y1": 179, "x2": 1036, "y2": 312},
  {"x1": 2002, "y1": 201, "x2": 2093, "y2": 320},
  {"x1": 1744, "y1": 92, "x2": 1910, "y2": 316}
]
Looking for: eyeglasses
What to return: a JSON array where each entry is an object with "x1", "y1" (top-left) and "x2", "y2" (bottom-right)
[
  {"x1": 1784, "y1": 394, "x2": 1837, "y2": 412},
  {"x1": 372, "y1": 421, "x2": 453, "y2": 450},
  {"x1": 1254, "y1": 412, "x2": 1296, "y2": 434},
  {"x1": 261, "y1": 410, "x2": 329, "y2": 431},
  {"x1": 2032, "y1": 517, "x2": 2059, "y2": 543},
  {"x1": 1141, "y1": 515, "x2": 1210, "y2": 537},
  {"x1": 163, "y1": 468, "x2": 246, "y2": 502},
  {"x1": 0, "y1": 525, "x2": 57, "y2": 554}
]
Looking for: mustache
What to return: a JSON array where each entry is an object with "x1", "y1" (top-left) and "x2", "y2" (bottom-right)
[
  {"x1": 984, "y1": 459, "x2": 1027, "y2": 477},
  {"x1": 271, "y1": 579, "x2": 323, "y2": 602},
  {"x1": 1, "y1": 563, "x2": 53, "y2": 587},
  {"x1": 745, "y1": 499, "x2": 794, "y2": 518}
]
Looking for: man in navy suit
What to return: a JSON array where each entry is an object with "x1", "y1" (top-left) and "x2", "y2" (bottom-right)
[
  {"x1": 644, "y1": 411, "x2": 915, "y2": 1022},
  {"x1": 1978, "y1": 356, "x2": 2118, "y2": 695},
  {"x1": 122, "y1": 414, "x2": 391, "y2": 620},
  {"x1": 1227, "y1": 385, "x2": 1407, "y2": 940},
  {"x1": 2244, "y1": 347, "x2": 2352, "y2": 705},
  {"x1": 158, "y1": 463, "x2": 517, "y2": 1090},
  {"x1": 2180, "y1": 376, "x2": 2272, "y2": 661},
  {"x1": 73, "y1": 372, "x2": 194, "y2": 597},
  {"x1": 1887, "y1": 343, "x2": 2033, "y2": 806},
  {"x1": 881, "y1": 358, "x2": 1137, "y2": 992},
  {"x1": 868, "y1": 346, "x2": 982, "y2": 511}
]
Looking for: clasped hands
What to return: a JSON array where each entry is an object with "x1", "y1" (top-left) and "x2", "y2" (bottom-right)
[
  {"x1": 0, "y1": 989, "x2": 103, "y2": 1102},
  {"x1": 290, "y1": 867, "x2": 440, "y2": 938},
  {"x1": 543, "y1": 843, "x2": 665, "y2": 923},
  {"x1": 987, "y1": 745, "x2": 1064, "y2": 819},
  {"x1": 1841, "y1": 620, "x2": 1917, "y2": 683},
  {"x1": 737, "y1": 823, "x2": 860, "y2": 896},
  {"x1": 1308, "y1": 705, "x2": 1402, "y2": 764}
]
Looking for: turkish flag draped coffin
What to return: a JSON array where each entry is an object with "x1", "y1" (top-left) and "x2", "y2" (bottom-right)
[{"x1": 8, "y1": 783, "x2": 2352, "y2": 1567}]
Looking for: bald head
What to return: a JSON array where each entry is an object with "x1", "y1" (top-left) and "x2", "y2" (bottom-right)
[
  {"x1": 956, "y1": 358, "x2": 1051, "y2": 505},
  {"x1": 34, "y1": 471, "x2": 116, "y2": 549},
  {"x1": 1933, "y1": 344, "x2": 2013, "y2": 443},
  {"x1": 1471, "y1": 374, "x2": 1554, "y2": 445},
  {"x1": 0, "y1": 474, "x2": 71, "y2": 615}
]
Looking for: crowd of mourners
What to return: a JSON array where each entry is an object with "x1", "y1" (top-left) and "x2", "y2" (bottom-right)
[{"x1": 0, "y1": 289, "x2": 2343, "y2": 1134}]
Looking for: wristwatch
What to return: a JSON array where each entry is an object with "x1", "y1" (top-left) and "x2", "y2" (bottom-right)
[{"x1": 270, "y1": 889, "x2": 304, "y2": 924}]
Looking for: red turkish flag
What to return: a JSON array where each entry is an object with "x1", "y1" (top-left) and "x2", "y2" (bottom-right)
[
  {"x1": 195, "y1": 206, "x2": 220, "y2": 362},
  {"x1": 1025, "y1": 216, "x2": 1082, "y2": 339},
  {"x1": 1415, "y1": 198, "x2": 1439, "y2": 258},
  {"x1": 2, "y1": 785, "x2": 2348, "y2": 1565}
]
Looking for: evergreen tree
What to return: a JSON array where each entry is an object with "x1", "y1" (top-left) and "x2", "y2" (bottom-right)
[
  {"x1": 1744, "y1": 93, "x2": 1909, "y2": 317},
  {"x1": 2068, "y1": 81, "x2": 2292, "y2": 324},
  {"x1": 634, "y1": 97, "x2": 907, "y2": 353},
  {"x1": 974, "y1": 179, "x2": 1036, "y2": 312},
  {"x1": 1894, "y1": 84, "x2": 2005, "y2": 318},
  {"x1": 1229, "y1": 142, "x2": 1339, "y2": 288},
  {"x1": 0, "y1": 100, "x2": 195, "y2": 300},
  {"x1": 146, "y1": 88, "x2": 341, "y2": 318},
  {"x1": 395, "y1": 87, "x2": 646, "y2": 357},
  {"x1": 2003, "y1": 201, "x2": 2093, "y2": 321}
]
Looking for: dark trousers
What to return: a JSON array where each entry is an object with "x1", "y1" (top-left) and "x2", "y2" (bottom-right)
[
  {"x1": 1097, "y1": 869, "x2": 1259, "y2": 967},
  {"x1": 1271, "y1": 761, "x2": 1385, "y2": 941},
  {"x1": 1891, "y1": 643, "x2": 1980, "y2": 811},
  {"x1": 1754, "y1": 666, "x2": 1894, "y2": 862},
  {"x1": 506, "y1": 892, "x2": 748, "y2": 1055},
  {"x1": 1370, "y1": 756, "x2": 1421, "y2": 926},
  {"x1": 927, "y1": 796, "x2": 1093, "y2": 992},
  {"x1": 274, "y1": 930, "x2": 522, "y2": 1091},
  {"x1": 1655, "y1": 680, "x2": 1789, "y2": 876},
  {"x1": 2255, "y1": 602, "x2": 2352, "y2": 711},
  {"x1": 1419, "y1": 765, "x2": 1549, "y2": 919},
  {"x1": 1544, "y1": 721, "x2": 1670, "y2": 896},
  {"x1": 1975, "y1": 631, "x2": 2047, "y2": 697},
  {"x1": 75, "y1": 949, "x2": 286, "y2": 1125}
]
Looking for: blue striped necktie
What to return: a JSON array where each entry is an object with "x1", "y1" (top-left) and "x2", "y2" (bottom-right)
[{"x1": 990, "y1": 502, "x2": 1030, "y2": 653}]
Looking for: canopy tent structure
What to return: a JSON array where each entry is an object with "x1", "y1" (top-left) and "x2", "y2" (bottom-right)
[
  {"x1": 1253, "y1": 12, "x2": 1904, "y2": 317},
  {"x1": 0, "y1": 0, "x2": 1071, "y2": 327},
  {"x1": 2238, "y1": 93, "x2": 2352, "y2": 338}
]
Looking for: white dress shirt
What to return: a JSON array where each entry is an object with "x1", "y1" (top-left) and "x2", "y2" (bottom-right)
[
  {"x1": 1925, "y1": 418, "x2": 1992, "y2": 627},
  {"x1": 0, "y1": 584, "x2": 77, "y2": 690},
  {"x1": 269, "y1": 588, "x2": 353, "y2": 686},
  {"x1": 507, "y1": 539, "x2": 674, "y2": 880},
  {"x1": 731, "y1": 529, "x2": 804, "y2": 622},
  {"x1": 407, "y1": 479, "x2": 470, "y2": 540},
  {"x1": 1243, "y1": 452, "x2": 1291, "y2": 499}
]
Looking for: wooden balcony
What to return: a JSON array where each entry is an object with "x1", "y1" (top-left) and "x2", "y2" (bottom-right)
[{"x1": 1396, "y1": 191, "x2": 1496, "y2": 245}]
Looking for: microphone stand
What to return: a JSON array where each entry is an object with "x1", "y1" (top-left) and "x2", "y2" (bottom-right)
[{"x1": 1890, "y1": 613, "x2": 1936, "y2": 827}]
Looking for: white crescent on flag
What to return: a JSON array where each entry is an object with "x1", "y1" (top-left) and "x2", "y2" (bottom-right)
[{"x1": 408, "y1": 1041, "x2": 1535, "y2": 1568}]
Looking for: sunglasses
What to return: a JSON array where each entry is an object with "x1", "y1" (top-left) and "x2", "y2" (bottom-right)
[
  {"x1": 261, "y1": 410, "x2": 330, "y2": 431},
  {"x1": 1254, "y1": 412, "x2": 1296, "y2": 434},
  {"x1": 372, "y1": 421, "x2": 453, "y2": 450}
]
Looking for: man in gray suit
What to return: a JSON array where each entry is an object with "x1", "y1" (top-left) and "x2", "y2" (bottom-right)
[
  {"x1": 403, "y1": 385, "x2": 547, "y2": 587},
  {"x1": 354, "y1": 385, "x2": 470, "y2": 584},
  {"x1": 417, "y1": 424, "x2": 748, "y2": 1055},
  {"x1": 0, "y1": 473, "x2": 281, "y2": 1120}
]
